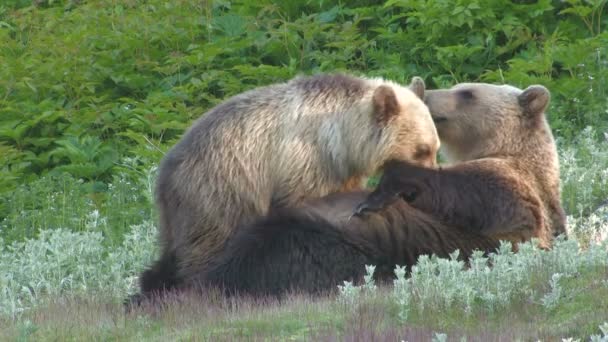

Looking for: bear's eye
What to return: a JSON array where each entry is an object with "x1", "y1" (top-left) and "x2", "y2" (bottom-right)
[
  {"x1": 400, "y1": 188, "x2": 419, "y2": 203},
  {"x1": 457, "y1": 90, "x2": 474, "y2": 100}
]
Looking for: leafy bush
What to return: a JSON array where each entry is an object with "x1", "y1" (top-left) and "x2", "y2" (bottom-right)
[
  {"x1": 0, "y1": 167, "x2": 156, "y2": 244},
  {"x1": 559, "y1": 127, "x2": 608, "y2": 216},
  {"x1": 1, "y1": 0, "x2": 606, "y2": 197}
]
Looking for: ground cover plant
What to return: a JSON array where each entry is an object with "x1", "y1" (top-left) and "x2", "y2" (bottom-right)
[{"x1": 1, "y1": 0, "x2": 607, "y2": 340}]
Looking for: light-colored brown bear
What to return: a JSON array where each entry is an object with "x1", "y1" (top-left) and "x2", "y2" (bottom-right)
[
  {"x1": 423, "y1": 82, "x2": 567, "y2": 248},
  {"x1": 139, "y1": 73, "x2": 440, "y2": 296}
]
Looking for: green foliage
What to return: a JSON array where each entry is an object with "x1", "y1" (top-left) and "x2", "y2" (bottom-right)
[
  {"x1": 0, "y1": 169, "x2": 156, "y2": 244},
  {"x1": 559, "y1": 127, "x2": 608, "y2": 217},
  {"x1": 1, "y1": 0, "x2": 606, "y2": 198}
]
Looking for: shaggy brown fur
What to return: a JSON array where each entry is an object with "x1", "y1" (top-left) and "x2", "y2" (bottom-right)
[
  {"x1": 163, "y1": 192, "x2": 500, "y2": 298},
  {"x1": 140, "y1": 73, "x2": 439, "y2": 296},
  {"x1": 355, "y1": 159, "x2": 546, "y2": 248},
  {"x1": 356, "y1": 83, "x2": 567, "y2": 249}
]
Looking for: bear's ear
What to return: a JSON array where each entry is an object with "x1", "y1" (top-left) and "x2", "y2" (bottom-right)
[
  {"x1": 409, "y1": 76, "x2": 425, "y2": 99},
  {"x1": 518, "y1": 85, "x2": 550, "y2": 118},
  {"x1": 372, "y1": 85, "x2": 399, "y2": 125}
]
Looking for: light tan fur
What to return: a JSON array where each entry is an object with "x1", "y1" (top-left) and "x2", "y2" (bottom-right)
[
  {"x1": 152, "y1": 73, "x2": 440, "y2": 283},
  {"x1": 425, "y1": 83, "x2": 567, "y2": 249}
]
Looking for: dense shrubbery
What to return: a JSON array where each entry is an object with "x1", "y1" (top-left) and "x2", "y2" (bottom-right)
[{"x1": 1, "y1": 0, "x2": 606, "y2": 203}]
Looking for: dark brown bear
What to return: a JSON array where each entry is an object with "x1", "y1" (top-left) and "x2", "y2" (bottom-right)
[
  {"x1": 354, "y1": 159, "x2": 545, "y2": 246},
  {"x1": 191, "y1": 191, "x2": 500, "y2": 298}
]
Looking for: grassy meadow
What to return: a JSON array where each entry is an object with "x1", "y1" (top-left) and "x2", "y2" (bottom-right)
[{"x1": 1, "y1": 0, "x2": 608, "y2": 340}]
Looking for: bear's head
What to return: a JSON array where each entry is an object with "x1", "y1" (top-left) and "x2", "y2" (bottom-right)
[
  {"x1": 369, "y1": 77, "x2": 440, "y2": 169},
  {"x1": 423, "y1": 83, "x2": 551, "y2": 162},
  {"x1": 352, "y1": 159, "x2": 424, "y2": 217}
]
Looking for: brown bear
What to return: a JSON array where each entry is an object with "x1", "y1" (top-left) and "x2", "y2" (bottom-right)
[
  {"x1": 355, "y1": 83, "x2": 567, "y2": 249},
  {"x1": 355, "y1": 159, "x2": 547, "y2": 246},
  {"x1": 191, "y1": 191, "x2": 501, "y2": 298},
  {"x1": 139, "y1": 73, "x2": 440, "y2": 297}
]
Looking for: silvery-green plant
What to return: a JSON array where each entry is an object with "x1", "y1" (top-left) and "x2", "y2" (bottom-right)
[
  {"x1": 363, "y1": 265, "x2": 377, "y2": 293},
  {"x1": 589, "y1": 322, "x2": 608, "y2": 342},
  {"x1": 393, "y1": 265, "x2": 411, "y2": 321},
  {"x1": 337, "y1": 280, "x2": 360, "y2": 306},
  {"x1": 389, "y1": 234, "x2": 608, "y2": 317},
  {"x1": 84, "y1": 209, "x2": 106, "y2": 231},
  {"x1": 337, "y1": 264, "x2": 377, "y2": 305},
  {"x1": 559, "y1": 126, "x2": 608, "y2": 218},
  {"x1": 541, "y1": 273, "x2": 563, "y2": 310},
  {"x1": 432, "y1": 332, "x2": 448, "y2": 342},
  {"x1": 567, "y1": 206, "x2": 608, "y2": 247},
  {"x1": 0, "y1": 218, "x2": 157, "y2": 318}
]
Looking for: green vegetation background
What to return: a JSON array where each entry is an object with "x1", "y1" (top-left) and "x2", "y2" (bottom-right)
[
  {"x1": 1, "y1": 1, "x2": 608, "y2": 340},
  {"x1": 1, "y1": 0, "x2": 607, "y2": 242}
]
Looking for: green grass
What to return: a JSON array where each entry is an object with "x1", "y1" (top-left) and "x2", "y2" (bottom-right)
[{"x1": 0, "y1": 170, "x2": 155, "y2": 244}]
